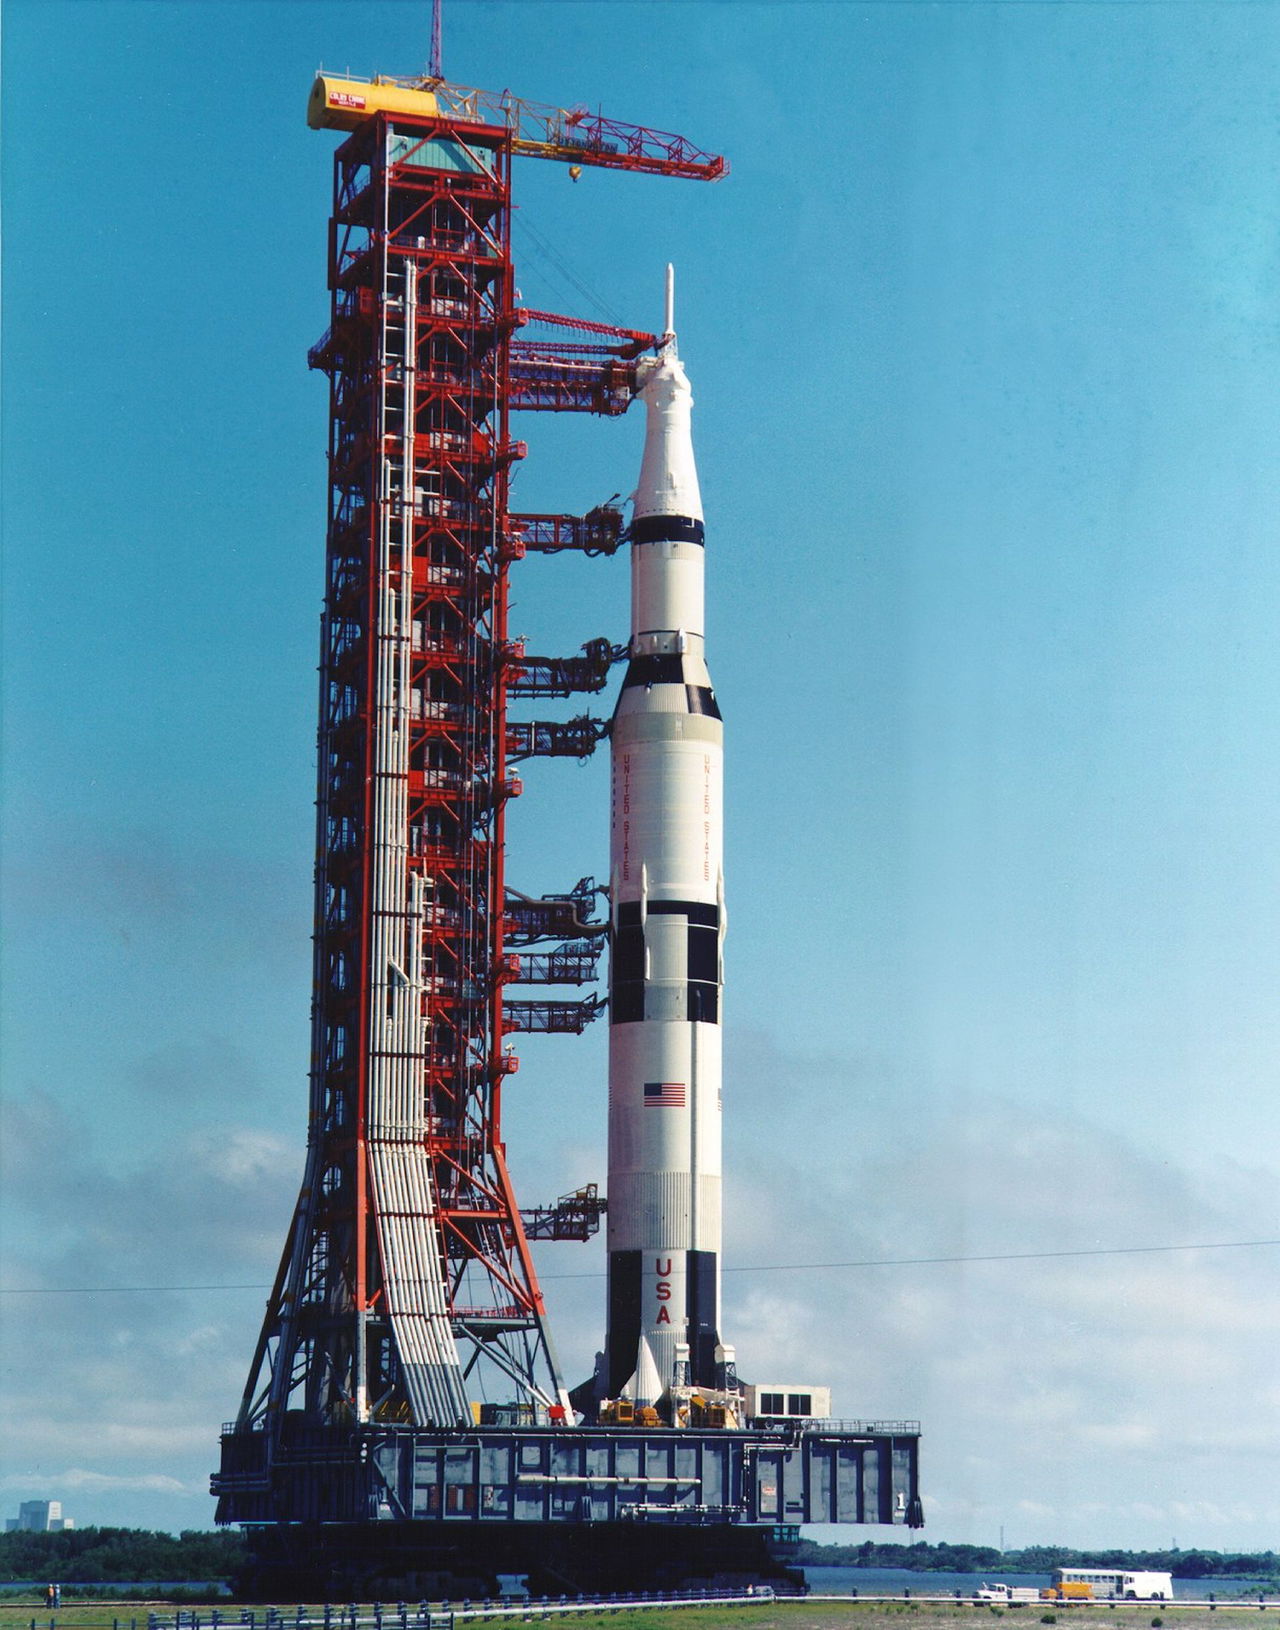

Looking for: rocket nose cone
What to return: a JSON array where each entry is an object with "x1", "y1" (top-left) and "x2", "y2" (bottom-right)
[{"x1": 633, "y1": 352, "x2": 702, "y2": 523}]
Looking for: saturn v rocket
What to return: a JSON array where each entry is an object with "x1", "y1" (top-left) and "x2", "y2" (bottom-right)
[{"x1": 605, "y1": 274, "x2": 728, "y2": 1405}]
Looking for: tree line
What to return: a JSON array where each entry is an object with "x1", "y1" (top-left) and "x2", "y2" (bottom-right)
[
  {"x1": 792, "y1": 1540, "x2": 1280, "y2": 1578},
  {"x1": 0, "y1": 1528, "x2": 245, "y2": 1584},
  {"x1": 2, "y1": 1529, "x2": 1277, "y2": 1585}
]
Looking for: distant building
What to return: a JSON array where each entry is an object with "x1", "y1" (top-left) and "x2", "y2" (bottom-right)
[{"x1": 4, "y1": 1500, "x2": 73, "y2": 1533}]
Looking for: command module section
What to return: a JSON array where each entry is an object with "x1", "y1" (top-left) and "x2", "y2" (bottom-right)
[{"x1": 215, "y1": 1419, "x2": 921, "y2": 1596}]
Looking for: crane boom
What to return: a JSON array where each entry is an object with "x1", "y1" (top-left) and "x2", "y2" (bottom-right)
[
  {"x1": 309, "y1": 71, "x2": 727, "y2": 180},
  {"x1": 437, "y1": 81, "x2": 727, "y2": 179}
]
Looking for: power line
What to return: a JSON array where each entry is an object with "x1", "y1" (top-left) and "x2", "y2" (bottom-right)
[
  {"x1": 2, "y1": 1237, "x2": 1275, "y2": 1295},
  {"x1": 545, "y1": 1236, "x2": 1280, "y2": 1281},
  {"x1": 0, "y1": 1282, "x2": 273, "y2": 1295},
  {"x1": 512, "y1": 215, "x2": 625, "y2": 328}
]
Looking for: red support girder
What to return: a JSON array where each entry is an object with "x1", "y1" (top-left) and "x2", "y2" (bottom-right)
[
  {"x1": 516, "y1": 308, "x2": 657, "y2": 353},
  {"x1": 507, "y1": 509, "x2": 624, "y2": 557},
  {"x1": 509, "y1": 347, "x2": 636, "y2": 415}
]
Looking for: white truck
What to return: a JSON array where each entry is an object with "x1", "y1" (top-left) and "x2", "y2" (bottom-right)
[
  {"x1": 975, "y1": 1584, "x2": 1042, "y2": 1603},
  {"x1": 1117, "y1": 1572, "x2": 1174, "y2": 1600}
]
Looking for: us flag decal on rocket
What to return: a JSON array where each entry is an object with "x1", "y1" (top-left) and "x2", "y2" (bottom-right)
[{"x1": 643, "y1": 1081, "x2": 687, "y2": 1107}]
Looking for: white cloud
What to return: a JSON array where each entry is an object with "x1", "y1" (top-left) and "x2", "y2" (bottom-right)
[
  {"x1": 716, "y1": 1030, "x2": 1280, "y2": 1547},
  {"x1": 0, "y1": 1470, "x2": 197, "y2": 1497},
  {"x1": 0, "y1": 1094, "x2": 293, "y2": 1530},
  {"x1": 1, "y1": 1027, "x2": 1276, "y2": 1546}
]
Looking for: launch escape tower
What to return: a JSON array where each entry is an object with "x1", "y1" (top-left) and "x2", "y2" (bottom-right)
[{"x1": 214, "y1": 72, "x2": 921, "y2": 1597}]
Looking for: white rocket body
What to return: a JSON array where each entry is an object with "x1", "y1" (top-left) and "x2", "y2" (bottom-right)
[{"x1": 606, "y1": 333, "x2": 725, "y2": 1404}]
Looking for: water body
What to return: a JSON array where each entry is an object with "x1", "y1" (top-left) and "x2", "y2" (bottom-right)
[
  {"x1": 8, "y1": 1569, "x2": 1275, "y2": 1605},
  {"x1": 804, "y1": 1568, "x2": 1277, "y2": 1601}
]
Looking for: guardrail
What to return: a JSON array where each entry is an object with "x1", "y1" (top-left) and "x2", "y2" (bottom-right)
[
  {"x1": 809, "y1": 1594, "x2": 1279, "y2": 1611},
  {"x1": 139, "y1": 1592, "x2": 782, "y2": 1630},
  {"x1": 16, "y1": 1587, "x2": 1280, "y2": 1630}
]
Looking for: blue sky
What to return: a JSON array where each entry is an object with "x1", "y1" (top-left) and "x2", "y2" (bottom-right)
[{"x1": 2, "y1": 0, "x2": 1278, "y2": 1551}]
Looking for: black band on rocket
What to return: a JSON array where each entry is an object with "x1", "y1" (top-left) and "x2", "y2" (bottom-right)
[
  {"x1": 606, "y1": 1250, "x2": 643, "y2": 1398},
  {"x1": 610, "y1": 979, "x2": 718, "y2": 1026},
  {"x1": 622, "y1": 654, "x2": 685, "y2": 687},
  {"x1": 610, "y1": 902, "x2": 721, "y2": 1026},
  {"x1": 619, "y1": 660, "x2": 723, "y2": 720},
  {"x1": 617, "y1": 901, "x2": 719, "y2": 927},
  {"x1": 686, "y1": 1249, "x2": 720, "y2": 1385},
  {"x1": 630, "y1": 515, "x2": 705, "y2": 546}
]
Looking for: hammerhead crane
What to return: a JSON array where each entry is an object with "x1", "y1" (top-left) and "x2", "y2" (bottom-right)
[{"x1": 308, "y1": 69, "x2": 728, "y2": 183}]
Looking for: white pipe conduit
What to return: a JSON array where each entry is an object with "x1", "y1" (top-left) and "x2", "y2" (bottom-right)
[{"x1": 365, "y1": 258, "x2": 470, "y2": 1427}]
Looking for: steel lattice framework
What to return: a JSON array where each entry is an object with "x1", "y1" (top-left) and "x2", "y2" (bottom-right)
[{"x1": 234, "y1": 110, "x2": 578, "y2": 1445}]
